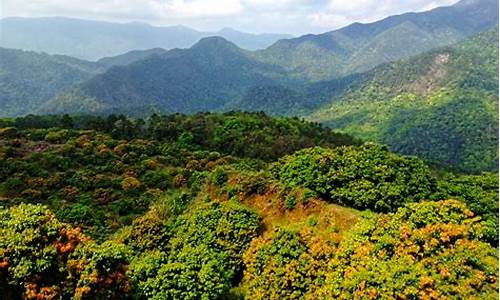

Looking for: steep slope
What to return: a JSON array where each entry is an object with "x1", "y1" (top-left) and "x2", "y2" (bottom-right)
[
  {"x1": 308, "y1": 28, "x2": 499, "y2": 172},
  {"x1": 0, "y1": 17, "x2": 291, "y2": 60},
  {"x1": 97, "y1": 48, "x2": 168, "y2": 68},
  {"x1": 0, "y1": 47, "x2": 183, "y2": 117},
  {"x1": 40, "y1": 37, "x2": 290, "y2": 115},
  {"x1": 254, "y1": 0, "x2": 498, "y2": 81},
  {"x1": 0, "y1": 48, "x2": 105, "y2": 117}
]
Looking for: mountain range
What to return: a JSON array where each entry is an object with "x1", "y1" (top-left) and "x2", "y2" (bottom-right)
[
  {"x1": 0, "y1": 17, "x2": 292, "y2": 60},
  {"x1": 252, "y1": 0, "x2": 499, "y2": 81},
  {"x1": 0, "y1": 0, "x2": 498, "y2": 172}
]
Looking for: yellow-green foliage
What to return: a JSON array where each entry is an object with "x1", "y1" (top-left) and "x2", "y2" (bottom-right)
[
  {"x1": 320, "y1": 200, "x2": 498, "y2": 299},
  {"x1": 243, "y1": 227, "x2": 336, "y2": 299},
  {"x1": 128, "y1": 201, "x2": 261, "y2": 300},
  {"x1": 0, "y1": 204, "x2": 131, "y2": 299},
  {"x1": 242, "y1": 200, "x2": 498, "y2": 299}
]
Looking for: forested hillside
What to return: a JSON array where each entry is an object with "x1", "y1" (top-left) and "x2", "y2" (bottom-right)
[
  {"x1": 253, "y1": 0, "x2": 499, "y2": 80},
  {"x1": 1, "y1": 113, "x2": 498, "y2": 299},
  {"x1": 0, "y1": 48, "x2": 104, "y2": 117},
  {"x1": 0, "y1": 47, "x2": 186, "y2": 118},
  {"x1": 33, "y1": 27, "x2": 499, "y2": 173},
  {"x1": 39, "y1": 37, "x2": 293, "y2": 116},
  {"x1": 309, "y1": 28, "x2": 499, "y2": 172}
]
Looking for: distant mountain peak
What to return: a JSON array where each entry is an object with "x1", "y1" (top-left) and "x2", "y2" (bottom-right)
[
  {"x1": 192, "y1": 36, "x2": 240, "y2": 51},
  {"x1": 219, "y1": 27, "x2": 238, "y2": 33},
  {"x1": 455, "y1": 0, "x2": 484, "y2": 6}
]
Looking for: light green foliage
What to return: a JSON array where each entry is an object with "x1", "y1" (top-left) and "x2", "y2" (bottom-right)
[
  {"x1": 242, "y1": 200, "x2": 499, "y2": 299},
  {"x1": 0, "y1": 110, "x2": 498, "y2": 299},
  {"x1": 0, "y1": 203, "x2": 131, "y2": 299},
  {"x1": 129, "y1": 201, "x2": 261, "y2": 299},
  {"x1": 243, "y1": 228, "x2": 337, "y2": 299}
]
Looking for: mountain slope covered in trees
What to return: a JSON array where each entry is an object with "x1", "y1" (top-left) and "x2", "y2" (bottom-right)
[
  {"x1": 0, "y1": 48, "x2": 105, "y2": 117},
  {"x1": 4, "y1": 0, "x2": 498, "y2": 120},
  {"x1": 308, "y1": 27, "x2": 499, "y2": 172},
  {"x1": 39, "y1": 37, "x2": 293, "y2": 116},
  {"x1": 253, "y1": 0, "x2": 498, "y2": 80},
  {"x1": 0, "y1": 47, "x2": 189, "y2": 117}
]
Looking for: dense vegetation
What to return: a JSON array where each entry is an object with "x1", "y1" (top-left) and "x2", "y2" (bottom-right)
[
  {"x1": 0, "y1": 113, "x2": 357, "y2": 238},
  {"x1": 0, "y1": 48, "x2": 104, "y2": 117},
  {"x1": 0, "y1": 113, "x2": 497, "y2": 299},
  {"x1": 272, "y1": 145, "x2": 435, "y2": 212},
  {"x1": 1, "y1": 1, "x2": 497, "y2": 181},
  {"x1": 310, "y1": 27, "x2": 499, "y2": 173},
  {"x1": 243, "y1": 200, "x2": 497, "y2": 299}
]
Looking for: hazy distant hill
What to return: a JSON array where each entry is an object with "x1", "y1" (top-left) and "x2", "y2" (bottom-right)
[
  {"x1": 308, "y1": 28, "x2": 499, "y2": 172},
  {"x1": 0, "y1": 17, "x2": 291, "y2": 60},
  {"x1": 0, "y1": 47, "x2": 193, "y2": 117},
  {"x1": 253, "y1": 0, "x2": 499, "y2": 81},
  {"x1": 39, "y1": 37, "x2": 291, "y2": 115},
  {"x1": 0, "y1": 48, "x2": 105, "y2": 116},
  {"x1": 97, "y1": 48, "x2": 169, "y2": 68}
]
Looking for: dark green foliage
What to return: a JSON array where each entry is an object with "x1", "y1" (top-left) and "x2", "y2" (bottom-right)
[
  {"x1": 39, "y1": 37, "x2": 290, "y2": 116},
  {"x1": 0, "y1": 48, "x2": 103, "y2": 117},
  {"x1": 385, "y1": 89, "x2": 498, "y2": 172},
  {"x1": 0, "y1": 110, "x2": 498, "y2": 300},
  {"x1": 273, "y1": 144, "x2": 435, "y2": 212},
  {"x1": 0, "y1": 112, "x2": 357, "y2": 240},
  {"x1": 285, "y1": 195, "x2": 297, "y2": 210},
  {"x1": 148, "y1": 112, "x2": 359, "y2": 160},
  {"x1": 212, "y1": 167, "x2": 229, "y2": 187}
]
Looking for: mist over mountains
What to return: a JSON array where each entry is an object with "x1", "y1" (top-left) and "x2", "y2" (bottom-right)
[{"x1": 0, "y1": 17, "x2": 292, "y2": 60}]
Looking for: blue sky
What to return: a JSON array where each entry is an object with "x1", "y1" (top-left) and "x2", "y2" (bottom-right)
[{"x1": 1, "y1": 0, "x2": 459, "y2": 35}]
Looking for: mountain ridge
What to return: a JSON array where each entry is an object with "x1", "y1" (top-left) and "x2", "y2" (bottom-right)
[
  {"x1": 253, "y1": 0, "x2": 498, "y2": 80},
  {"x1": 0, "y1": 16, "x2": 292, "y2": 60}
]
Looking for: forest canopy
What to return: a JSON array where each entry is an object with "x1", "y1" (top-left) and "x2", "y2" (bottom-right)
[{"x1": 0, "y1": 112, "x2": 498, "y2": 299}]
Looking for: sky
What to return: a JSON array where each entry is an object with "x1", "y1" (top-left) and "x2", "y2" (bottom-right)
[{"x1": 1, "y1": 0, "x2": 460, "y2": 35}]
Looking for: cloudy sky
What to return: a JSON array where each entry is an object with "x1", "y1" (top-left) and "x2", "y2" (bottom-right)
[{"x1": 1, "y1": 0, "x2": 460, "y2": 35}]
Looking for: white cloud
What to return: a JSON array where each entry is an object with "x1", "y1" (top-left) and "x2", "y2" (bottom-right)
[
  {"x1": 151, "y1": 0, "x2": 243, "y2": 18},
  {"x1": 1, "y1": 0, "x2": 460, "y2": 34}
]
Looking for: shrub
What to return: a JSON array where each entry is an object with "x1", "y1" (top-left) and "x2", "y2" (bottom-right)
[
  {"x1": 130, "y1": 202, "x2": 261, "y2": 299},
  {"x1": 431, "y1": 172, "x2": 499, "y2": 245},
  {"x1": 243, "y1": 228, "x2": 336, "y2": 299},
  {"x1": 319, "y1": 200, "x2": 498, "y2": 299},
  {"x1": 121, "y1": 176, "x2": 142, "y2": 192},
  {"x1": 212, "y1": 167, "x2": 228, "y2": 187},
  {"x1": 0, "y1": 204, "x2": 132, "y2": 299},
  {"x1": 273, "y1": 144, "x2": 435, "y2": 212},
  {"x1": 285, "y1": 194, "x2": 297, "y2": 210}
]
